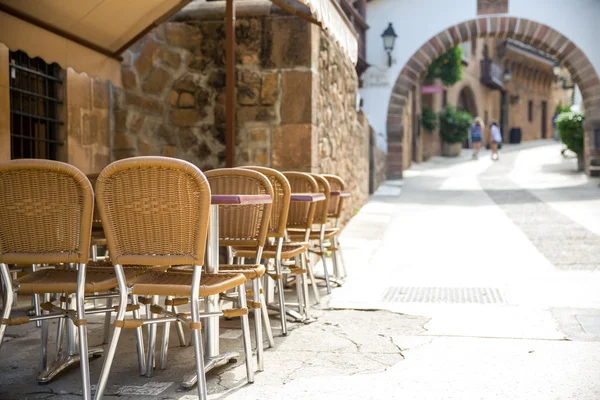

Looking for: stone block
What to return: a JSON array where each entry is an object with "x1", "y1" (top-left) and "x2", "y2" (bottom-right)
[
  {"x1": 264, "y1": 18, "x2": 312, "y2": 69},
  {"x1": 238, "y1": 71, "x2": 261, "y2": 105},
  {"x1": 178, "y1": 92, "x2": 195, "y2": 108},
  {"x1": 143, "y1": 67, "x2": 171, "y2": 94},
  {"x1": 134, "y1": 37, "x2": 160, "y2": 78},
  {"x1": 170, "y1": 109, "x2": 200, "y2": 127},
  {"x1": 173, "y1": 74, "x2": 199, "y2": 91},
  {"x1": 162, "y1": 145, "x2": 176, "y2": 157},
  {"x1": 250, "y1": 127, "x2": 269, "y2": 141},
  {"x1": 169, "y1": 90, "x2": 179, "y2": 106},
  {"x1": 158, "y1": 47, "x2": 182, "y2": 70},
  {"x1": 121, "y1": 68, "x2": 138, "y2": 90},
  {"x1": 113, "y1": 132, "x2": 138, "y2": 150},
  {"x1": 124, "y1": 92, "x2": 164, "y2": 115},
  {"x1": 281, "y1": 71, "x2": 314, "y2": 124},
  {"x1": 114, "y1": 109, "x2": 129, "y2": 133},
  {"x1": 165, "y1": 23, "x2": 202, "y2": 51},
  {"x1": 237, "y1": 105, "x2": 276, "y2": 123},
  {"x1": 195, "y1": 88, "x2": 210, "y2": 106},
  {"x1": 208, "y1": 71, "x2": 226, "y2": 89},
  {"x1": 261, "y1": 72, "x2": 278, "y2": 105},
  {"x1": 157, "y1": 125, "x2": 178, "y2": 146},
  {"x1": 272, "y1": 124, "x2": 315, "y2": 169}
]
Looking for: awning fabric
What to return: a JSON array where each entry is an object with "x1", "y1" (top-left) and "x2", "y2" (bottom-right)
[
  {"x1": 296, "y1": 0, "x2": 358, "y2": 64},
  {"x1": 0, "y1": 0, "x2": 191, "y2": 86}
]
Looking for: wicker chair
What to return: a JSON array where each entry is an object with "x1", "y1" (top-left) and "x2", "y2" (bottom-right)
[
  {"x1": 233, "y1": 167, "x2": 313, "y2": 335},
  {"x1": 288, "y1": 174, "x2": 335, "y2": 293},
  {"x1": 0, "y1": 159, "x2": 96, "y2": 399},
  {"x1": 204, "y1": 168, "x2": 274, "y2": 372},
  {"x1": 93, "y1": 157, "x2": 252, "y2": 400},
  {"x1": 321, "y1": 174, "x2": 348, "y2": 280}
]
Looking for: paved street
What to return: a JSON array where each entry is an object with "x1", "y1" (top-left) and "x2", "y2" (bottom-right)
[{"x1": 1, "y1": 140, "x2": 599, "y2": 399}]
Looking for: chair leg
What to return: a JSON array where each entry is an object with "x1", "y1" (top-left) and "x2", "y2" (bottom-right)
[
  {"x1": 330, "y1": 240, "x2": 341, "y2": 283},
  {"x1": 189, "y1": 267, "x2": 207, "y2": 400},
  {"x1": 238, "y1": 284, "x2": 254, "y2": 383},
  {"x1": 131, "y1": 295, "x2": 146, "y2": 376},
  {"x1": 32, "y1": 264, "x2": 42, "y2": 328},
  {"x1": 335, "y1": 236, "x2": 348, "y2": 278},
  {"x1": 319, "y1": 241, "x2": 332, "y2": 294},
  {"x1": 40, "y1": 292, "x2": 51, "y2": 372},
  {"x1": 102, "y1": 297, "x2": 112, "y2": 345},
  {"x1": 159, "y1": 297, "x2": 172, "y2": 370},
  {"x1": 300, "y1": 253, "x2": 311, "y2": 319},
  {"x1": 274, "y1": 257, "x2": 287, "y2": 336},
  {"x1": 306, "y1": 256, "x2": 321, "y2": 304},
  {"x1": 252, "y1": 280, "x2": 264, "y2": 372},
  {"x1": 76, "y1": 264, "x2": 92, "y2": 400},
  {"x1": 295, "y1": 256, "x2": 305, "y2": 316},
  {"x1": 55, "y1": 296, "x2": 67, "y2": 358},
  {"x1": 146, "y1": 295, "x2": 159, "y2": 377},
  {"x1": 258, "y1": 278, "x2": 274, "y2": 348},
  {"x1": 172, "y1": 305, "x2": 187, "y2": 347},
  {"x1": 0, "y1": 264, "x2": 14, "y2": 353},
  {"x1": 94, "y1": 265, "x2": 128, "y2": 400}
]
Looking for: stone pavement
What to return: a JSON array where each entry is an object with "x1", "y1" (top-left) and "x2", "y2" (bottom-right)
[{"x1": 1, "y1": 140, "x2": 600, "y2": 399}]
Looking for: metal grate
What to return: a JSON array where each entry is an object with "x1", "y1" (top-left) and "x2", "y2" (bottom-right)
[
  {"x1": 9, "y1": 50, "x2": 64, "y2": 160},
  {"x1": 382, "y1": 287, "x2": 508, "y2": 304}
]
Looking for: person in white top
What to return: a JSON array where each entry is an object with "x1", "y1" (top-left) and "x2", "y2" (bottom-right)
[{"x1": 489, "y1": 121, "x2": 502, "y2": 161}]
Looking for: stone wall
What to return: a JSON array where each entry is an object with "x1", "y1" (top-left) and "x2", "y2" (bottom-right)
[
  {"x1": 315, "y1": 32, "x2": 368, "y2": 220},
  {"x1": 369, "y1": 124, "x2": 387, "y2": 193}
]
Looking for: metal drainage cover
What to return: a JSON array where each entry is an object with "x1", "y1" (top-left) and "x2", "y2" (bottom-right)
[{"x1": 382, "y1": 287, "x2": 507, "y2": 304}]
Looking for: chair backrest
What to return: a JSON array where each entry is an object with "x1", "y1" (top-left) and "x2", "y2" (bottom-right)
[
  {"x1": 242, "y1": 166, "x2": 290, "y2": 239},
  {"x1": 96, "y1": 157, "x2": 211, "y2": 267},
  {"x1": 282, "y1": 172, "x2": 319, "y2": 230},
  {"x1": 205, "y1": 168, "x2": 273, "y2": 248},
  {"x1": 0, "y1": 159, "x2": 94, "y2": 264},
  {"x1": 310, "y1": 174, "x2": 331, "y2": 225},
  {"x1": 86, "y1": 173, "x2": 104, "y2": 234},
  {"x1": 322, "y1": 174, "x2": 346, "y2": 219}
]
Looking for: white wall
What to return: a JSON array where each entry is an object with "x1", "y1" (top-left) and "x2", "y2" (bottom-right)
[{"x1": 361, "y1": 0, "x2": 600, "y2": 151}]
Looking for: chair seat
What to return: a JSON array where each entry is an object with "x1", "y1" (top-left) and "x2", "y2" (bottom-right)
[
  {"x1": 288, "y1": 227, "x2": 340, "y2": 240},
  {"x1": 14, "y1": 268, "x2": 141, "y2": 295},
  {"x1": 218, "y1": 264, "x2": 266, "y2": 280},
  {"x1": 129, "y1": 271, "x2": 246, "y2": 297},
  {"x1": 233, "y1": 242, "x2": 309, "y2": 259}
]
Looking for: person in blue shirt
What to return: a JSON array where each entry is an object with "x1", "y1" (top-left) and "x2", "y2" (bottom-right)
[{"x1": 471, "y1": 117, "x2": 484, "y2": 160}]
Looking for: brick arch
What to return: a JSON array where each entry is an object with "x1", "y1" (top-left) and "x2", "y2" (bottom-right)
[{"x1": 386, "y1": 17, "x2": 600, "y2": 178}]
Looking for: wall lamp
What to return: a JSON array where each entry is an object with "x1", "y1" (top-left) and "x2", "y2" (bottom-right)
[{"x1": 381, "y1": 22, "x2": 397, "y2": 67}]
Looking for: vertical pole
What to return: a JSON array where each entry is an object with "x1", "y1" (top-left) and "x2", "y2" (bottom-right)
[{"x1": 225, "y1": 0, "x2": 236, "y2": 167}]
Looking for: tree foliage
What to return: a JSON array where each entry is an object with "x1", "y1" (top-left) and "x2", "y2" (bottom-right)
[
  {"x1": 421, "y1": 107, "x2": 438, "y2": 133},
  {"x1": 439, "y1": 105, "x2": 473, "y2": 143},
  {"x1": 556, "y1": 111, "x2": 585, "y2": 155},
  {"x1": 427, "y1": 46, "x2": 463, "y2": 86}
]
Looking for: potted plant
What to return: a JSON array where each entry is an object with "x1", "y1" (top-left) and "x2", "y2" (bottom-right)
[
  {"x1": 439, "y1": 105, "x2": 473, "y2": 157},
  {"x1": 556, "y1": 111, "x2": 585, "y2": 171},
  {"x1": 421, "y1": 107, "x2": 438, "y2": 133}
]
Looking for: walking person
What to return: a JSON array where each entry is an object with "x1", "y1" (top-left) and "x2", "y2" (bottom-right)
[
  {"x1": 471, "y1": 117, "x2": 484, "y2": 160},
  {"x1": 490, "y1": 120, "x2": 502, "y2": 161}
]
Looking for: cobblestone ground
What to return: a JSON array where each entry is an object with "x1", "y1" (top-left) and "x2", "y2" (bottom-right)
[{"x1": 1, "y1": 141, "x2": 599, "y2": 399}]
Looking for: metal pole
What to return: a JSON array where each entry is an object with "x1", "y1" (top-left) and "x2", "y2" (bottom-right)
[{"x1": 225, "y1": 0, "x2": 236, "y2": 167}]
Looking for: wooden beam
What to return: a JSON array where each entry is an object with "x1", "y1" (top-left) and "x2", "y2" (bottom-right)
[{"x1": 225, "y1": 0, "x2": 236, "y2": 168}]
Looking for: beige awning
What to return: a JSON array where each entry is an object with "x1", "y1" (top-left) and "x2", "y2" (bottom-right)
[
  {"x1": 0, "y1": 0, "x2": 191, "y2": 86},
  {"x1": 297, "y1": 0, "x2": 358, "y2": 64}
]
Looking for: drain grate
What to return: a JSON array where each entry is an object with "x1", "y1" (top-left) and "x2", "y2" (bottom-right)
[{"x1": 381, "y1": 287, "x2": 507, "y2": 304}]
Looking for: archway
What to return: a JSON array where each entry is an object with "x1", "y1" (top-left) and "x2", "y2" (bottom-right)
[{"x1": 385, "y1": 17, "x2": 600, "y2": 178}]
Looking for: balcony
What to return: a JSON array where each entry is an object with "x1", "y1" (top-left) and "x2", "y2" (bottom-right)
[{"x1": 480, "y1": 59, "x2": 504, "y2": 90}]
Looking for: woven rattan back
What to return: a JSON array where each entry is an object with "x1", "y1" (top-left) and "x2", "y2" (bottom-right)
[
  {"x1": 86, "y1": 173, "x2": 104, "y2": 234},
  {"x1": 322, "y1": 174, "x2": 346, "y2": 219},
  {"x1": 241, "y1": 166, "x2": 290, "y2": 239},
  {"x1": 96, "y1": 157, "x2": 211, "y2": 266},
  {"x1": 205, "y1": 168, "x2": 273, "y2": 248},
  {"x1": 310, "y1": 174, "x2": 331, "y2": 225},
  {"x1": 282, "y1": 172, "x2": 319, "y2": 230},
  {"x1": 0, "y1": 159, "x2": 94, "y2": 264}
]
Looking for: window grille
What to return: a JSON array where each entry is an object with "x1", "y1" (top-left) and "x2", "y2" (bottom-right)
[{"x1": 9, "y1": 50, "x2": 63, "y2": 160}]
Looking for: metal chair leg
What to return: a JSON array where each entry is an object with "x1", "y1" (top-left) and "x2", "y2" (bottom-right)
[
  {"x1": 40, "y1": 292, "x2": 51, "y2": 372},
  {"x1": 94, "y1": 265, "x2": 128, "y2": 400},
  {"x1": 258, "y1": 278, "x2": 274, "y2": 348},
  {"x1": 131, "y1": 295, "x2": 146, "y2": 376},
  {"x1": 252, "y1": 280, "x2": 264, "y2": 371},
  {"x1": 335, "y1": 236, "x2": 348, "y2": 278},
  {"x1": 146, "y1": 295, "x2": 159, "y2": 377},
  {"x1": 306, "y1": 256, "x2": 321, "y2": 304},
  {"x1": 330, "y1": 239, "x2": 341, "y2": 282},
  {"x1": 159, "y1": 297, "x2": 172, "y2": 370},
  {"x1": 102, "y1": 297, "x2": 112, "y2": 344},
  {"x1": 55, "y1": 296, "x2": 67, "y2": 358},
  {"x1": 295, "y1": 256, "x2": 305, "y2": 316},
  {"x1": 319, "y1": 241, "x2": 332, "y2": 294},
  {"x1": 0, "y1": 264, "x2": 12, "y2": 353},
  {"x1": 238, "y1": 284, "x2": 254, "y2": 383},
  {"x1": 300, "y1": 253, "x2": 311, "y2": 319},
  {"x1": 275, "y1": 257, "x2": 287, "y2": 335},
  {"x1": 32, "y1": 264, "x2": 42, "y2": 328},
  {"x1": 190, "y1": 267, "x2": 207, "y2": 400},
  {"x1": 76, "y1": 263, "x2": 92, "y2": 400}
]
